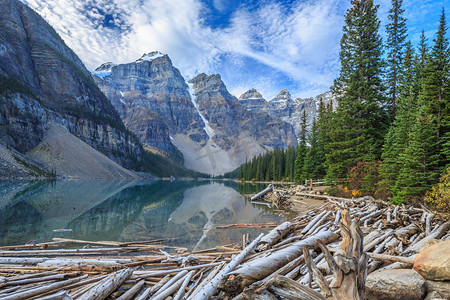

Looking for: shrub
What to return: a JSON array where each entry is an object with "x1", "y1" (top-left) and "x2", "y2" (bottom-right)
[
  {"x1": 347, "y1": 159, "x2": 382, "y2": 196},
  {"x1": 424, "y1": 167, "x2": 450, "y2": 213}
]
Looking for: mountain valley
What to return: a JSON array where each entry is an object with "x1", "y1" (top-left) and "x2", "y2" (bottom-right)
[{"x1": 0, "y1": 0, "x2": 334, "y2": 178}]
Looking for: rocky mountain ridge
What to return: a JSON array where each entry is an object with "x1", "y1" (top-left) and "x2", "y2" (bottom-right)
[
  {"x1": 0, "y1": 0, "x2": 146, "y2": 178},
  {"x1": 239, "y1": 88, "x2": 336, "y2": 134},
  {"x1": 93, "y1": 55, "x2": 297, "y2": 175}
]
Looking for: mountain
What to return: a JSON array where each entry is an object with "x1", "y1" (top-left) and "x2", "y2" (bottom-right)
[
  {"x1": 94, "y1": 55, "x2": 297, "y2": 175},
  {"x1": 27, "y1": 124, "x2": 141, "y2": 179},
  {"x1": 93, "y1": 52, "x2": 206, "y2": 163},
  {"x1": 239, "y1": 88, "x2": 336, "y2": 135},
  {"x1": 0, "y1": 0, "x2": 145, "y2": 178}
]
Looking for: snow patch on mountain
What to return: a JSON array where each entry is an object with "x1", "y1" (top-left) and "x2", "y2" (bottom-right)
[
  {"x1": 136, "y1": 51, "x2": 165, "y2": 62},
  {"x1": 187, "y1": 83, "x2": 216, "y2": 140}
]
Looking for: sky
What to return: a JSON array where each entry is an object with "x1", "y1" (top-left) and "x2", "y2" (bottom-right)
[{"x1": 21, "y1": 0, "x2": 448, "y2": 99}]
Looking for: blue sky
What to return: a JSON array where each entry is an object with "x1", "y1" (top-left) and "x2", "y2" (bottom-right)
[{"x1": 21, "y1": 0, "x2": 448, "y2": 99}]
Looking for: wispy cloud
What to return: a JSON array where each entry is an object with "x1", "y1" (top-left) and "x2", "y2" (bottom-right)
[{"x1": 21, "y1": 0, "x2": 447, "y2": 99}]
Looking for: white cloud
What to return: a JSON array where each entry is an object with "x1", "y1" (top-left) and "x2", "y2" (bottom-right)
[{"x1": 20, "y1": 0, "x2": 444, "y2": 98}]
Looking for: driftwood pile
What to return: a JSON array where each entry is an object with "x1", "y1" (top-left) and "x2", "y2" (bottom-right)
[{"x1": 0, "y1": 189, "x2": 448, "y2": 299}]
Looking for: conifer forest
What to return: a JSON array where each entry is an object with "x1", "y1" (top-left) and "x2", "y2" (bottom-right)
[{"x1": 238, "y1": 0, "x2": 449, "y2": 210}]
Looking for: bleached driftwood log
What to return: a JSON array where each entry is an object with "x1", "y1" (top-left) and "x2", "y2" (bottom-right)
[
  {"x1": 189, "y1": 233, "x2": 264, "y2": 300},
  {"x1": 256, "y1": 222, "x2": 294, "y2": 252},
  {"x1": 219, "y1": 231, "x2": 339, "y2": 294},
  {"x1": 116, "y1": 279, "x2": 145, "y2": 300},
  {"x1": 173, "y1": 270, "x2": 195, "y2": 300},
  {"x1": 403, "y1": 221, "x2": 449, "y2": 254},
  {"x1": 78, "y1": 268, "x2": 132, "y2": 300},
  {"x1": 151, "y1": 270, "x2": 188, "y2": 299},
  {"x1": 36, "y1": 290, "x2": 73, "y2": 300},
  {"x1": 151, "y1": 273, "x2": 188, "y2": 300},
  {"x1": 251, "y1": 185, "x2": 273, "y2": 201},
  {"x1": 267, "y1": 275, "x2": 327, "y2": 300},
  {"x1": 0, "y1": 275, "x2": 88, "y2": 300}
]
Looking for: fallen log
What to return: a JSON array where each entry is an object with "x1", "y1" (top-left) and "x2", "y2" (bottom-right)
[
  {"x1": 302, "y1": 211, "x2": 327, "y2": 234},
  {"x1": 267, "y1": 275, "x2": 327, "y2": 300},
  {"x1": 0, "y1": 242, "x2": 66, "y2": 250},
  {"x1": 189, "y1": 233, "x2": 264, "y2": 300},
  {"x1": 37, "y1": 290, "x2": 73, "y2": 300},
  {"x1": 116, "y1": 279, "x2": 145, "y2": 300},
  {"x1": 151, "y1": 271, "x2": 189, "y2": 300},
  {"x1": 403, "y1": 221, "x2": 450, "y2": 254},
  {"x1": 256, "y1": 222, "x2": 294, "y2": 252},
  {"x1": 3, "y1": 271, "x2": 59, "y2": 282},
  {"x1": 188, "y1": 263, "x2": 224, "y2": 298},
  {"x1": 5, "y1": 273, "x2": 75, "y2": 286},
  {"x1": 78, "y1": 268, "x2": 132, "y2": 300},
  {"x1": 0, "y1": 247, "x2": 140, "y2": 256},
  {"x1": 173, "y1": 270, "x2": 195, "y2": 300},
  {"x1": 52, "y1": 238, "x2": 120, "y2": 246},
  {"x1": 251, "y1": 185, "x2": 273, "y2": 201},
  {"x1": 37, "y1": 258, "x2": 132, "y2": 269},
  {"x1": 148, "y1": 275, "x2": 170, "y2": 299},
  {"x1": 134, "y1": 262, "x2": 223, "y2": 279},
  {"x1": 219, "y1": 231, "x2": 339, "y2": 294},
  {"x1": 0, "y1": 274, "x2": 88, "y2": 300}
]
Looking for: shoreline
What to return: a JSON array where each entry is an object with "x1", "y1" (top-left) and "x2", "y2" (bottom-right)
[{"x1": 0, "y1": 185, "x2": 448, "y2": 299}]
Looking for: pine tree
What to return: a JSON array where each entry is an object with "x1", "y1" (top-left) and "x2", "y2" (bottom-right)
[
  {"x1": 414, "y1": 30, "x2": 429, "y2": 93},
  {"x1": 303, "y1": 119, "x2": 325, "y2": 179},
  {"x1": 385, "y1": 0, "x2": 408, "y2": 117},
  {"x1": 381, "y1": 41, "x2": 417, "y2": 187},
  {"x1": 423, "y1": 8, "x2": 450, "y2": 170},
  {"x1": 326, "y1": 0, "x2": 386, "y2": 181},
  {"x1": 395, "y1": 8, "x2": 450, "y2": 199},
  {"x1": 294, "y1": 111, "x2": 308, "y2": 182}
]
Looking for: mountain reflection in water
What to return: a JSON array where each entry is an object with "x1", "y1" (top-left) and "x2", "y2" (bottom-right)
[{"x1": 0, "y1": 180, "x2": 285, "y2": 250}]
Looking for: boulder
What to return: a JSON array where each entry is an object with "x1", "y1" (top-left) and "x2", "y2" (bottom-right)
[
  {"x1": 414, "y1": 240, "x2": 450, "y2": 281},
  {"x1": 425, "y1": 280, "x2": 450, "y2": 298},
  {"x1": 365, "y1": 269, "x2": 425, "y2": 300},
  {"x1": 424, "y1": 290, "x2": 447, "y2": 300},
  {"x1": 418, "y1": 238, "x2": 441, "y2": 252}
]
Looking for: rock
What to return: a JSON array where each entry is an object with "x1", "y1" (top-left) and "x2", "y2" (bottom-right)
[
  {"x1": 424, "y1": 291, "x2": 447, "y2": 300},
  {"x1": 418, "y1": 238, "x2": 442, "y2": 252},
  {"x1": 425, "y1": 280, "x2": 450, "y2": 299},
  {"x1": 414, "y1": 240, "x2": 450, "y2": 281},
  {"x1": 238, "y1": 88, "x2": 267, "y2": 112},
  {"x1": 365, "y1": 269, "x2": 426, "y2": 300}
]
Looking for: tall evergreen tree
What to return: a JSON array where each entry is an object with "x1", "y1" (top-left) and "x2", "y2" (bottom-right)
[
  {"x1": 396, "y1": 8, "x2": 450, "y2": 199},
  {"x1": 414, "y1": 30, "x2": 429, "y2": 93},
  {"x1": 302, "y1": 119, "x2": 326, "y2": 180},
  {"x1": 381, "y1": 41, "x2": 417, "y2": 187},
  {"x1": 385, "y1": 0, "x2": 408, "y2": 117},
  {"x1": 326, "y1": 0, "x2": 386, "y2": 180},
  {"x1": 423, "y1": 8, "x2": 450, "y2": 169},
  {"x1": 294, "y1": 111, "x2": 308, "y2": 182}
]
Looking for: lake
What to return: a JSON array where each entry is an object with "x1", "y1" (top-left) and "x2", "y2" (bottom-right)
[{"x1": 0, "y1": 180, "x2": 287, "y2": 250}]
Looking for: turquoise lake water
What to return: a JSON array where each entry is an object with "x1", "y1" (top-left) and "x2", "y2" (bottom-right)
[{"x1": 0, "y1": 180, "x2": 286, "y2": 250}]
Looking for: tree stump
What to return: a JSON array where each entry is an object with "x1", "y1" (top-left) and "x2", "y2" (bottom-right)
[{"x1": 302, "y1": 210, "x2": 368, "y2": 299}]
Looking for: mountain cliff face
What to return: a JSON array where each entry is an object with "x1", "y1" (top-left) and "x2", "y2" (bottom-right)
[
  {"x1": 0, "y1": 0, "x2": 143, "y2": 171},
  {"x1": 239, "y1": 88, "x2": 336, "y2": 135},
  {"x1": 93, "y1": 52, "x2": 206, "y2": 162},
  {"x1": 189, "y1": 74, "x2": 297, "y2": 151},
  {"x1": 94, "y1": 57, "x2": 297, "y2": 175}
]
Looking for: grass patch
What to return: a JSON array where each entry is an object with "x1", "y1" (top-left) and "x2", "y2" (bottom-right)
[{"x1": 13, "y1": 154, "x2": 55, "y2": 178}]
